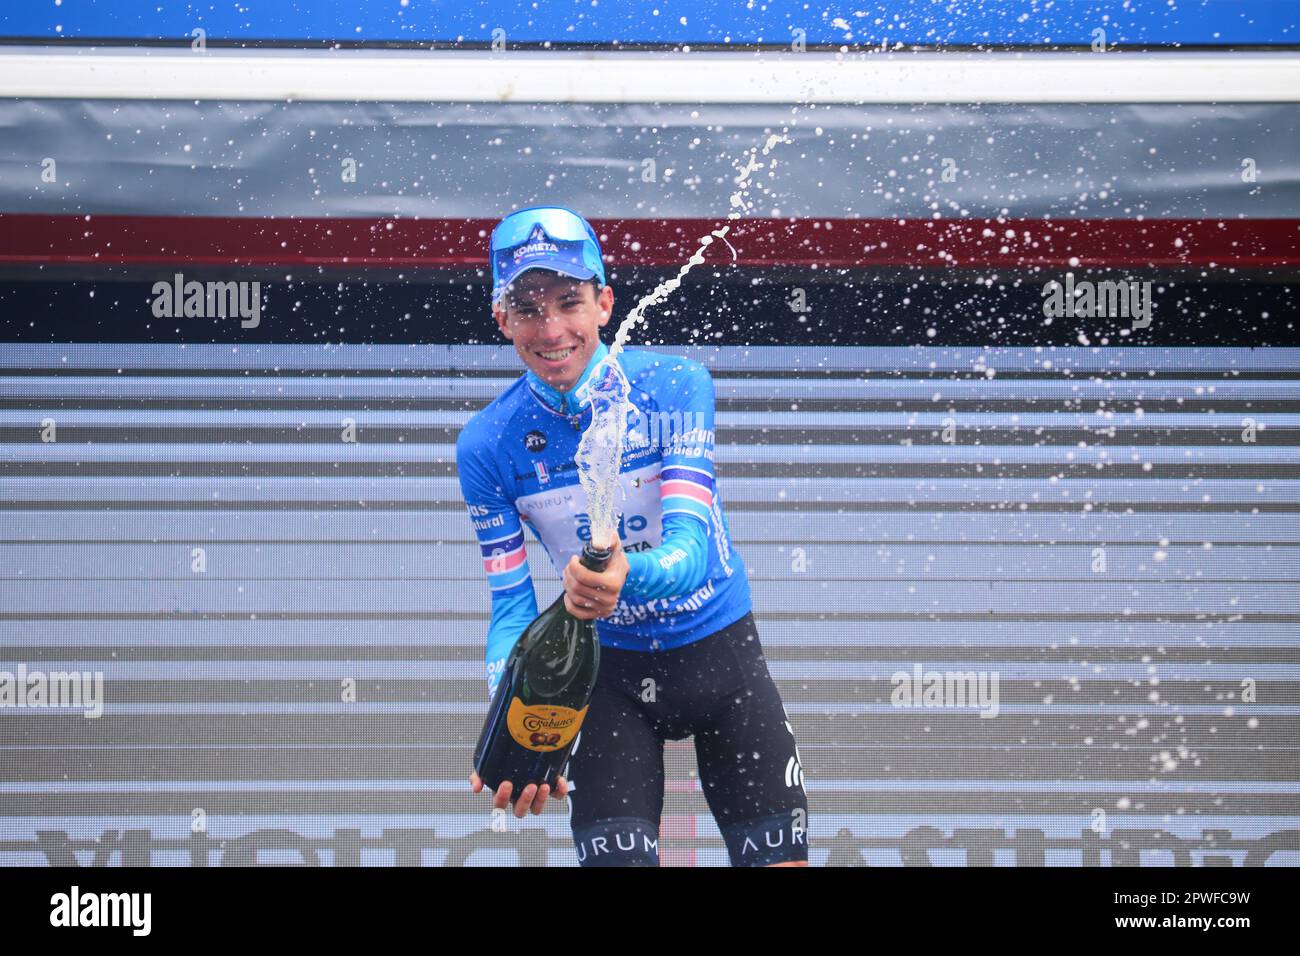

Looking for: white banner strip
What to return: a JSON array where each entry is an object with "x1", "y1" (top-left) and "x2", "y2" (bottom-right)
[{"x1": 2, "y1": 47, "x2": 1299, "y2": 103}]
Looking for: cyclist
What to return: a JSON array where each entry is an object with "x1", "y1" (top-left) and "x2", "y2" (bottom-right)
[{"x1": 456, "y1": 205, "x2": 808, "y2": 866}]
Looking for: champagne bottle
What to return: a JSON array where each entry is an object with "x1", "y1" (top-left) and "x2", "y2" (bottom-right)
[{"x1": 473, "y1": 541, "x2": 612, "y2": 794}]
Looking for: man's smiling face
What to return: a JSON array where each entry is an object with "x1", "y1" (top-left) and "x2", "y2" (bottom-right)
[{"x1": 493, "y1": 269, "x2": 614, "y2": 392}]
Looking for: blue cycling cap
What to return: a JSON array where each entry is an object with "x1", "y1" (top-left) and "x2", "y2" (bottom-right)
[{"x1": 490, "y1": 205, "x2": 606, "y2": 304}]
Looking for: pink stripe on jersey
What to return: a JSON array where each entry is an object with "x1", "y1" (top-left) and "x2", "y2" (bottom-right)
[
  {"x1": 661, "y1": 479, "x2": 713, "y2": 505},
  {"x1": 482, "y1": 546, "x2": 527, "y2": 574}
]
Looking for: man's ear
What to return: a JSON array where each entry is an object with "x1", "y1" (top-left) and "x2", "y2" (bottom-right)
[
  {"x1": 596, "y1": 284, "x2": 614, "y2": 326},
  {"x1": 493, "y1": 302, "x2": 513, "y2": 340}
]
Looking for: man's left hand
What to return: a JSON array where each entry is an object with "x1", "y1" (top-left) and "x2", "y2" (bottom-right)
[{"x1": 563, "y1": 536, "x2": 629, "y2": 620}]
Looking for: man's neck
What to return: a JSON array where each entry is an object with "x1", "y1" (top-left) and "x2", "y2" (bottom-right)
[{"x1": 525, "y1": 339, "x2": 610, "y2": 416}]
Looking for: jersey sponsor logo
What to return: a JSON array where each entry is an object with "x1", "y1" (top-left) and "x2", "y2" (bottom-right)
[
  {"x1": 672, "y1": 578, "x2": 716, "y2": 614},
  {"x1": 472, "y1": 512, "x2": 507, "y2": 531},
  {"x1": 524, "y1": 429, "x2": 548, "y2": 452},
  {"x1": 602, "y1": 572, "x2": 733, "y2": 627},
  {"x1": 738, "y1": 824, "x2": 807, "y2": 857},
  {"x1": 523, "y1": 490, "x2": 576, "y2": 513},
  {"x1": 574, "y1": 829, "x2": 659, "y2": 865},
  {"x1": 657, "y1": 547, "x2": 688, "y2": 571},
  {"x1": 709, "y1": 497, "x2": 735, "y2": 571},
  {"x1": 625, "y1": 425, "x2": 650, "y2": 449},
  {"x1": 668, "y1": 440, "x2": 714, "y2": 461},
  {"x1": 516, "y1": 464, "x2": 663, "y2": 571},
  {"x1": 486, "y1": 656, "x2": 508, "y2": 699},
  {"x1": 514, "y1": 459, "x2": 579, "y2": 483},
  {"x1": 576, "y1": 510, "x2": 648, "y2": 542},
  {"x1": 603, "y1": 596, "x2": 674, "y2": 626},
  {"x1": 623, "y1": 442, "x2": 658, "y2": 464},
  {"x1": 785, "y1": 755, "x2": 804, "y2": 789},
  {"x1": 783, "y1": 719, "x2": 806, "y2": 789}
]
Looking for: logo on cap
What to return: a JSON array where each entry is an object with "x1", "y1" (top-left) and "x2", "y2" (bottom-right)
[{"x1": 512, "y1": 224, "x2": 561, "y2": 266}]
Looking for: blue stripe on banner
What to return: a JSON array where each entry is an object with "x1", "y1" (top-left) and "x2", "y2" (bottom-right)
[{"x1": 0, "y1": 0, "x2": 1293, "y2": 46}]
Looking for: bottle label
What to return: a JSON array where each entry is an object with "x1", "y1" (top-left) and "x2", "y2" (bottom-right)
[{"x1": 506, "y1": 698, "x2": 589, "y2": 751}]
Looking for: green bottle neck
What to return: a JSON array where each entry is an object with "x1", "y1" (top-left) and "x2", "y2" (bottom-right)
[{"x1": 579, "y1": 543, "x2": 613, "y2": 573}]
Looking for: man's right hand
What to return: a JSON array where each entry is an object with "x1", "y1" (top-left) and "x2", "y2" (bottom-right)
[{"x1": 470, "y1": 770, "x2": 568, "y2": 818}]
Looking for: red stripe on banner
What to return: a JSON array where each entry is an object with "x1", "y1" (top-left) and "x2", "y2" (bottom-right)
[{"x1": 0, "y1": 214, "x2": 1295, "y2": 269}]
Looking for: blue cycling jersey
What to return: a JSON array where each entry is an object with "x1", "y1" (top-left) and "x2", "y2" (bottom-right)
[{"x1": 455, "y1": 339, "x2": 752, "y2": 697}]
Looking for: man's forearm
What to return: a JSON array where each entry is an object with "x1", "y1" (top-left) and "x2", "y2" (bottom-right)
[
  {"x1": 621, "y1": 516, "x2": 710, "y2": 601},
  {"x1": 484, "y1": 586, "x2": 538, "y2": 697}
]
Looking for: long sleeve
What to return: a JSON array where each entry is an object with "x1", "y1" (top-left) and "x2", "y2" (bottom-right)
[
  {"x1": 621, "y1": 511, "x2": 710, "y2": 601},
  {"x1": 621, "y1": 360, "x2": 719, "y2": 603},
  {"x1": 455, "y1": 426, "x2": 539, "y2": 699}
]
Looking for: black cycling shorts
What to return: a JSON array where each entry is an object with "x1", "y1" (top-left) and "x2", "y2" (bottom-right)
[{"x1": 562, "y1": 610, "x2": 809, "y2": 867}]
